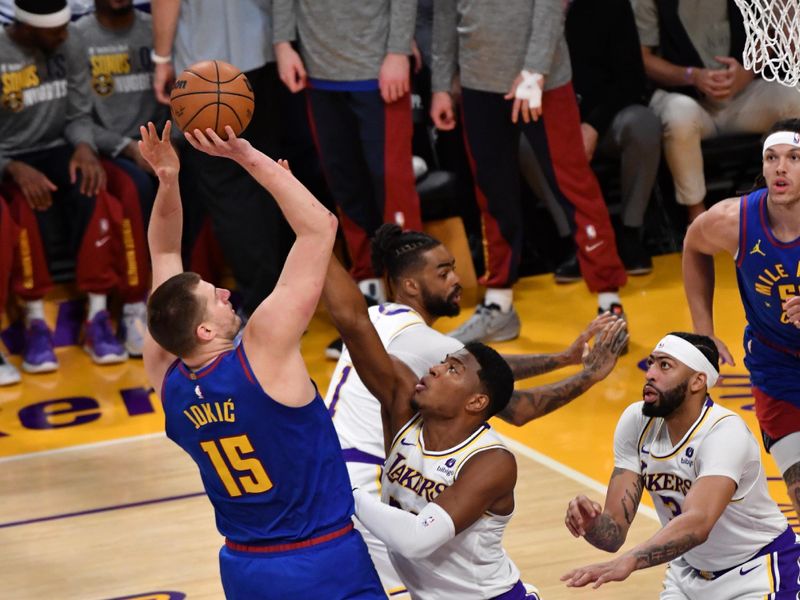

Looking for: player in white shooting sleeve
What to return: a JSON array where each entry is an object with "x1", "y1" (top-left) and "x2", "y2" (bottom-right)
[
  {"x1": 325, "y1": 223, "x2": 626, "y2": 598},
  {"x1": 562, "y1": 332, "x2": 800, "y2": 599},
  {"x1": 323, "y1": 245, "x2": 628, "y2": 600}
]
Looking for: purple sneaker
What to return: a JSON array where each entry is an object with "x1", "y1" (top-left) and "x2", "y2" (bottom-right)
[
  {"x1": 22, "y1": 319, "x2": 58, "y2": 373},
  {"x1": 84, "y1": 310, "x2": 128, "y2": 365}
]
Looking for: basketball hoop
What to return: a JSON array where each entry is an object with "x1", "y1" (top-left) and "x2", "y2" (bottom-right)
[{"x1": 734, "y1": 0, "x2": 800, "y2": 88}]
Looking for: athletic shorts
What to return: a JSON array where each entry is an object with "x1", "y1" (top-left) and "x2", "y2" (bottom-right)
[
  {"x1": 661, "y1": 527, "x2": 800, "y2": 599},
  {"x1": 219, "y1": 526, "x2": 384, "y2": 599}
]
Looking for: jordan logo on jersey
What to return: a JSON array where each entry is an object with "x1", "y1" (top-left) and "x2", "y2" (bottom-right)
[{"x1": 750, "y1": 240, "x2": 766, "y2": 257}]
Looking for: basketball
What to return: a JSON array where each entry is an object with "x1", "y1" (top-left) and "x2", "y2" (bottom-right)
[{"x1": 169, "y1": 60, "x2": 255, "y2": 139}]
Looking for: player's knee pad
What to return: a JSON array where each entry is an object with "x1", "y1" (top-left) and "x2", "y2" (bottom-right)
[{"x1": 769, "y1": 431, "x2": 800, "y2": 477}]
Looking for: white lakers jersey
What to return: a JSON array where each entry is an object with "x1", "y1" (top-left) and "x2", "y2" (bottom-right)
[
  {"x1": 614, "y1": 399, "x2": 788, "y2": 571},
  {"x1": 324, "y1": 303, "x2": 463, "y2": 461},
  {"x1": 381, "y1": 415, "x2": 521, "y2": 599}
]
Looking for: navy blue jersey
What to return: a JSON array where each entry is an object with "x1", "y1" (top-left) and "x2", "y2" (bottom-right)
[
  {"x1": 736, "y1": 188, "x2": 800, "y2": 403},
  {"x1": 162, "y1": 343, "x2": 354, "y2": 544}
]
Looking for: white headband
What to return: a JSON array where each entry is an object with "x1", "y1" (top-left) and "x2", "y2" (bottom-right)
[
  {"x1": 653, "y1": 335, "x2": 719, "y2": 388},
  {"x1": 15, "y1": 6, "x2": 71, "y2": 28},
  {"x1": 763, "y1": 131, "x2": 800, "y2": 156}
]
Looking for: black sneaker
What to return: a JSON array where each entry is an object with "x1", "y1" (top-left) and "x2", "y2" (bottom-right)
[
  {"x1": 599, "y1": 303, "x2": 629, "y2": 355},
  {"x1": 554, "y1": 253, "x2": 581, "y2": 283},
  {"x1": 617, "y1": 226, "x2": 653, "y2": 276}
]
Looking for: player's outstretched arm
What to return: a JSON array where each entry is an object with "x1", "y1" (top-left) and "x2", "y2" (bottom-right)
[
  {"x1": 323, "y1": 257, "x2": 417, "y2": 434},
  {"x1": 682, "y1": 199, "x2": 740, "y2": 365},
  {"x1": 498, "y1": 318, "x2": 627, "y2": 425},
  {"x1": 501, "y1": 313, "x2": 618, "y2": 379},
  {"x1": 138, "y1": 121, "x2": 183, "y2": 391},
  {"x1": 562, "y1": 476, "x2": 736, "y2": 589},
  {"x1": 353, "y1": 447, "x2": 515, "y2": 559},
  {"x1": 183, "y1": 128, "x2": 336, "y2": 406},
  {"x1": 140, "y1": 121, "x2": 183, "y2": 290}
]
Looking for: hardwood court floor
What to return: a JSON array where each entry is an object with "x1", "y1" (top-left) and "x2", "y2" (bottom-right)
[{"x1": 0, "y1": 252, "x2": 793, "y2": 599}]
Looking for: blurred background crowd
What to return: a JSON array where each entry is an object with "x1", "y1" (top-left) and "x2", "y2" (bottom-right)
[{"x1": 0, "y1": 0, "x2": 797, "y2": 385}]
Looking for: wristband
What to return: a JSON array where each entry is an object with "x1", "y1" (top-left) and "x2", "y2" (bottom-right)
[
  {"x1": 684, "y1": 66, "x2": 694, "y2": 83},
  {"x1": 150, "y1": 50, "x2": 172, "y2": 65}
]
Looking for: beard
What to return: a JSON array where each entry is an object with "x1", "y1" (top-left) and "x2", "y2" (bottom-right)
[
  {"x1": 421, "y1": 285, "x2": 461, "y2": 318},
  {"x1": 642, "y1": 380, "x2": 688, "y2": 418}
]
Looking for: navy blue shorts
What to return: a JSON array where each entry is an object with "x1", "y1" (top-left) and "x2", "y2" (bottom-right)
[{"x1": 219, "y1": 527, "x2": 384, "y2": 599}]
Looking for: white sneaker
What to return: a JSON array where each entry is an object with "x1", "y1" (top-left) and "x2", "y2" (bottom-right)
[
  {"x1": 448, "y1": 303, "x2": 521, "y2": 344},
  {"x1": 121, "y1": 301, "x2": 147, "y2": 357},
  {"x1": 0, "y1": 352, "x2": 21, "y2": 386}
]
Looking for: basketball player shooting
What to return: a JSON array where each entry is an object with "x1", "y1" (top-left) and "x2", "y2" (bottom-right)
[
  {"x1": 322, "y1": 253, "x2": 627, "y2": 599},
  {"x1": 561, "y1": 333, "x2": 800, "y2": 598},
  {"x1": 138, "y1": 121, "x2": 384, "y2": 599}
]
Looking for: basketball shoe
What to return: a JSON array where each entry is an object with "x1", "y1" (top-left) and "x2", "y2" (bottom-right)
[
  {"x1": 22, "y1": 318, "x2": 58, "y2": 373},
  {"x1": 84, "y1": 310, "x2": 128, "y2": 365},
  {"x1": 448, "y1": 303, "x2": 521, "y2": 344},
  {"x1": 0, "y1": 352, "x2": 21, "y2": 385},
  {"x1": 120, "y1": 301, "x2": 147, "y2": 357}
]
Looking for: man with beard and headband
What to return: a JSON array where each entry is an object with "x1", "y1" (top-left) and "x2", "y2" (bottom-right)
[
  {"x1": 322, "y1": 241, "x2": 628, "y2": 599},
  {"x1": 684, "y1": 118, "x2": 800, "y2": 521},
  {"x1": 139, "y1": 122, "x2": 384, "y2": 599},
  {"x1": 562, "y1": 332, "x2": 800, "y2": 599}
]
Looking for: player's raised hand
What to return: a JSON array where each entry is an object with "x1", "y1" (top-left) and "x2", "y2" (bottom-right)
[
  {"x1": 561, "y1": 554, "x2": 637, "y2": 589},
  {"x1": 564, "y1": 494, "x2": 602, "y2": 537},
  {"x1": 562, "y1": 312, "x2": 618, "y2": 366},
  {"x1": 138, "y1": 121, "x2": 179, "y2": 181},
  {"x1": 583, "y1": 318, "x2": 628, "y2": 381},
  {"x1": 185, "y1": 126, "x2": 254, "y2": 164}
]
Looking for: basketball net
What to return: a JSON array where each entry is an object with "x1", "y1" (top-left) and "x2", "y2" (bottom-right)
[{"x1": 735, "y1": 0, "x2": 800, "y2": 88}]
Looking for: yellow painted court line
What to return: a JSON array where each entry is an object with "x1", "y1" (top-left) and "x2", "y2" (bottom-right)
[{"x1": 0, "y1": 431, "x2": 166, "y2": 463}]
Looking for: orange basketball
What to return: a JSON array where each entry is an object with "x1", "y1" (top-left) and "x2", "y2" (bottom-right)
[{"x1": 169, "y1": 60, "x2": 255, "y2": 139}]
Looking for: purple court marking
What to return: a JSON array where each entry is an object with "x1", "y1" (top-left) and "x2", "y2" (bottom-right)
[{"x1": 0, "y1": 491, "x2": 206, "y2": 529}]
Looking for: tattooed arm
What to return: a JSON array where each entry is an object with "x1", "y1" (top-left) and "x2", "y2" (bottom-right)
[
  {"x1": 565, "y1": 467, "x2": 643, "y2": 552},
  {"x1": 498, "y1": 318, "x2": 628, "y2": 425},
  {"x1": 561, "y1": 475, "x2": 737, "y2": 589},
  {"x1": 501, "y1": 312, "x2": 618, "y2": 379}
]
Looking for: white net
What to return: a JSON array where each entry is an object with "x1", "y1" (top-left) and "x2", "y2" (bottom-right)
[{"x1": 735, "y1": 0, "x2": 800, "y2": 88}]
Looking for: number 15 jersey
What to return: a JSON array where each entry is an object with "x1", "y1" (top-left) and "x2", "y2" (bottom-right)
[{"x1": 161, "y1": 343, "x2": 354, "y2": 544}]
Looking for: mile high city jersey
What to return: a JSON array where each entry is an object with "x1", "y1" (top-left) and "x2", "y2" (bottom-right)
[
  {"x1": 614, "y1": 399, "x2": 787, "y2": 572},
  {"x1": 381, "y1": 415, "x2": 520, "y2": 600},
  {"x1": 736, "y1": 188, "x2": 800, "y2": 404}
]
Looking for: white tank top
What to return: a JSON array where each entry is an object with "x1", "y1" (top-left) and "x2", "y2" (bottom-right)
[
  {"x1": 381, "y1": 415, "x2": 520, "y2": 599},
  {"x1": 614, "y1": 399, "x2": 788, "y2": 571},
  {"x1": 324, "y1": 303, "x2": 463, "y2": 461}
]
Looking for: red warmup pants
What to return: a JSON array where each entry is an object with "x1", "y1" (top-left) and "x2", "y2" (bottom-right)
[
  {"x1": 460, "y1": 82, "x2": 627, "y2": 292},
  {"x1": 306, "y1": 87, "x2": 422, "y2": 281},
  {"x1": 0, "y1": 197, "x2": 18, "y2": 316},
  {"x1": 5, "y1": 159, "x2": 150, "y2": 301}
]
